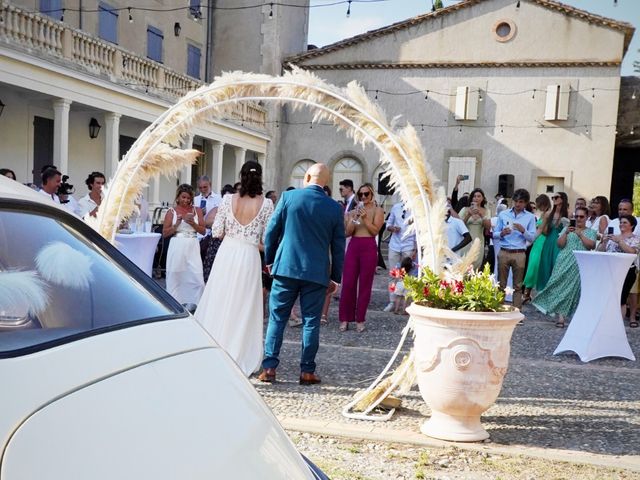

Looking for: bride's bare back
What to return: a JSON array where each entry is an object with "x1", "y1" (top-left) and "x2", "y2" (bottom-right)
[{"x1": 232, "y1": 193, "x2": 265, "y2": 226}]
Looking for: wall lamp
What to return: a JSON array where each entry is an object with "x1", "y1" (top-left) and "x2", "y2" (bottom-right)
[
  {"x1": 89, "y1": 117, "x2": 101, "y2": 139},
  {"x1": 174, "y1": 22, "x2": 181, "y2": 37},
  {"x1": 0, "y1": 99, "x2": 4, "y2": 117}
]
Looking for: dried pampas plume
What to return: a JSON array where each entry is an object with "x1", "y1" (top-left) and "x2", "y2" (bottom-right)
[
  {"x1": 96, "y1": 67, "x2": 447, "y2": 270},
  {"x1": 36, "y1": 242, "x2": 94, "y2": 290},
  {"x1": 0, "y1": 270, "x2": 49, "y2": 317}
]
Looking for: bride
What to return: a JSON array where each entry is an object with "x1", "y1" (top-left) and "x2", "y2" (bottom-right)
[{"x1": 195, "y1": 161, "x2": 274, "y2": 376}]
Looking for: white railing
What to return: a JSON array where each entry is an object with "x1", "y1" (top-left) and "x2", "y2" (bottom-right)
[{"x1": 0, "y1": 2, "x2": 267, "y2": 129}]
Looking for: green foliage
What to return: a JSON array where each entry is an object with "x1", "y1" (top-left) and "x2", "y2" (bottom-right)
[
  {"x1": 633, "y1": 173, "x2": 640, "y2": 217},
  {"x1": 404, "y1": 263, "x2": 506, "y2": 312}
]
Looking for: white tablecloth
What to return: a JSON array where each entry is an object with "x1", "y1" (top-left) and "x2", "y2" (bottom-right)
[
  {"x1": 115, "y1": 233, "x2": 161, "y2": 276},
  {"x1": 554, "y1": 251, "x2": 636, "y2": 362}
]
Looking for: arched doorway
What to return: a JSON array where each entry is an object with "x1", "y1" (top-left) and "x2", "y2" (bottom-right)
[{"x1": 289, "y1": 159, "x2": 316, "y2": 189}]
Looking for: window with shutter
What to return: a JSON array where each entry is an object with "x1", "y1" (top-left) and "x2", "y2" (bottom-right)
[
  {"x1": 189, "y1": 0, "x2": 202, "y2": 18},
  {"x1": 40, "y1": 0, "x2": 63, "y2": 21},
  {"x1": 454, "y1": 86, "x2": 479, "y2": 121},
  {"x1": 147, "y1": 26, "x2": 164, "y2": 63},
  {"x1": 187, "y1": 45, "x2": 201, "y2": 79},
  {"x1": 544, "y1": 84, "x2": 570, "y2": 121},
  {"x1": 98, "y1": 3, "x2": 118, "y2": 44}
]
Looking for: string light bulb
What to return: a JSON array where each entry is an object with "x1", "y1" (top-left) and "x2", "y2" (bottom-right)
[
  {"x1": 346, "y1": 0, "x2": 351, "y2": 18},
  {"x1": 516, "y1": 1, "x2": 521, "y2": 8},
  {"x1": 60, "y1": 8, "x2": 65, "y2": 22},
  {"x1": 269, "y1": 3, "x2": 273, "y2": 18},
  {"x1": 424, "y1": 90, "x2": 429, "y2": 101},
  {"x1": 128, "y1": 7, "x2": 133, "y2": 23},
  {"x1": 374, "y1": 90, "x2": 378, "y2": 100},
  {"x1": 478, "y1": 90, "x2": 483, "y2": 102},
  {"x1": 632, "y1": 89, "x2": 637, "y2": 100},
  {"x1": 632, "y1": 126, "x2": 636, "y2": 135}
]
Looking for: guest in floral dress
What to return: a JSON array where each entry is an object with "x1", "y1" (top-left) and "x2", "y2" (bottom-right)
[{"x1": 533, "y1": 207, "x2": 597, "y2": 328}]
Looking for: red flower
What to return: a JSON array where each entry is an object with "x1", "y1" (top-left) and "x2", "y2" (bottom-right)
[
  {"x1": 422, "y1": 286, "x2": 430, "y2": 297},
  {"x1": 390, "y1": 268, "x2": 404, "y2": 279},
  {"x1": 439, "y1": 280, "x2": 449, "y2": 289},
  {"x1": 452, "y1": 280, "x2": 464, "y2": 294},
  {"x1": 388, "y1": 283, "x2": 396, "y2": 293}
]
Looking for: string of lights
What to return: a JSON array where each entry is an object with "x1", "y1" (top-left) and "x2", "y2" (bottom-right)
[
  {"x1": 368, "y1": 86, "x2": 633, "y2": 100},
  {"x1": 11, "y1": 0, "x2": 390, "y2": 19}
]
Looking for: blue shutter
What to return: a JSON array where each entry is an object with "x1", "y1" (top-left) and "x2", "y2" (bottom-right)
[
  {"x1": 189, "y1": 0, "x2": 202, "y2": 18},
  {"x1": 187, "y1": 45, "x2": 201, "y2": 79},
  {"x1": 99, "y1": 3, "x2": 118, "y2": 44},
  {"x1": 147, "y1": 26, "x2": 164, "y2": 63},
  {"x1": 40, "y1": 0, "x2": 63, "y2": 21}
]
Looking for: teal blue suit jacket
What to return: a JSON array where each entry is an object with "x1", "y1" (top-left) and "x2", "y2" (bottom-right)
[{"x1": 264, "y1": 184, "x2": 345, "y2": 286}]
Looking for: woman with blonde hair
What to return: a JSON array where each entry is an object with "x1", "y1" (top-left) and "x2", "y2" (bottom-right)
[
  {"x1": 162, "y1": 184, "x2": 206, "y2": 306},
  {"x1": 339, "y1": 182, "x2": 384, "y2": 332}
]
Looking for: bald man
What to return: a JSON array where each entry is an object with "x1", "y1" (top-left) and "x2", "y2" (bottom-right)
[{"x1": 259, "y1": 163, "x2": 346, "y2": 385}]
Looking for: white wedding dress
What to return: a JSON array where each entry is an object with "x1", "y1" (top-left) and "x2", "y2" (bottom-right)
[{"x1": 195, "y1": 194, "x2": 273, "y2": 376}]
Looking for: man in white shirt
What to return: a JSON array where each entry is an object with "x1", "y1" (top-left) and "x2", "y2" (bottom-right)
[
  {"x1": 383, "y1": 201, "x2": 417, "y2": 312},
  {"x1": 445, "y1": 210, "x2": 472, "y2": 254},
  {"x1": 338, "y1": 179, "x2": 356, "y2": 213},
  {"x1": 38, "y1": 167, "x2": 62, "y2": 204},
  {"x1": 78, "y1": 171, "x2": 105, "y2": 218},
  {"x1": 608, "y1": 199, "x2": 640, "y2": 235},
  {"x1": 194, "y1": 175, "x2": 222, "y2": 219}
]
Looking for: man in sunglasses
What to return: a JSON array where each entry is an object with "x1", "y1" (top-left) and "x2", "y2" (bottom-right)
[
  {"x1": 338, "y1": 179, "x2": 356, "y2": 213},
  {"x1": 383, "y1": 201, "x2": 417, "y2": 312}
]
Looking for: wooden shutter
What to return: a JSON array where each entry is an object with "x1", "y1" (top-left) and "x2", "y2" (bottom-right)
[
  {"x1": 187, "y1": 45, "x2": 201, "y2": 79},
  {"x1": 40, "y1": 0, "x2": 63, "y2": 20},
  {"x1": 147, "y1": 26, "x2": 164, "y2": 63},
  {"x1": 99, "y1": 3, "x2": 118, "y2": 44},
  {"x1": 454, "y1": 86, "x2": 468, "y2": 120}
]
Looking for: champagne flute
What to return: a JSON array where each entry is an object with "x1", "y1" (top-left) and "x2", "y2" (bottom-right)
[{"x1": 351, "y1": 201, "x2": 364, "y2": 225}]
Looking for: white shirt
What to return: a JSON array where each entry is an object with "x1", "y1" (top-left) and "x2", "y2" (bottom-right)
[
  {"x1": 387, "y1": 202, "x2": 416, "y2": 252},
  {"x1": 61, "y1": 195, "x2": 82, "y2": 216},
  {"x1": 608, "y1": 217, "x2": 640, "y2": 235},
  {"x1": 194, "y1": 192, "x2": 222, "y2": 216},
  {"x1": 445, "y1": 216, "x2": 469, "y2": 250},
  {"x1": 39, "y1": 188, "x2": 60, "y2": 204},
  {"x1": 78, "y1": 193, "x2": 100, "y2": 218}
]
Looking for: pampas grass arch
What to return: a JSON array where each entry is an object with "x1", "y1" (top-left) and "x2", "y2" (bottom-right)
[
  {"x1": 97, "y1": 68, "x2": 481, "y2": 420},
  {"x1": 96, "y1": 67, "x2": 457, "y2": 273}
]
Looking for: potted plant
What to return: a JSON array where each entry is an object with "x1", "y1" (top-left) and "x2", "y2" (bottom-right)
[{"x1": 402, "y1": 264, "x2": 523, "y2": 441}]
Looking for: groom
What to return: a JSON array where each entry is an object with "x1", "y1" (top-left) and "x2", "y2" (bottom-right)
[{"x1": 259, "y1": 163, "x2": 345, "y2": 385}]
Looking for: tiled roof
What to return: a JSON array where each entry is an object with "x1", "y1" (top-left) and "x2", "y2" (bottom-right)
[{"x1": 286, "y1": 0, "x2": 635, "y2": 65}]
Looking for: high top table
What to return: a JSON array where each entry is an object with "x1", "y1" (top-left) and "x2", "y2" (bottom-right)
[
  {"x1": 115, "y1": 232, "x2": 162, "y2": 276},
  {"x1": 554, "y1": 250, "x2": 636, "y2": 362}
]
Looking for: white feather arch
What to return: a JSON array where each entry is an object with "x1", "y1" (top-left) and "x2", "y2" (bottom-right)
[{"x1": 97, "y1": 67, "x2": 451, "y2": 273}]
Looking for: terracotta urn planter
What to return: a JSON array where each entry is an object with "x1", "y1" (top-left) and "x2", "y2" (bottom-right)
[{"x1": 407, "y1": 303, "x2": 523, "y2": 442}]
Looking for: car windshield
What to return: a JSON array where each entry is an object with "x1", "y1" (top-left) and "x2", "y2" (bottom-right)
[{"x1": 0, "y1": 204, "x2": 180, "y2": 356}]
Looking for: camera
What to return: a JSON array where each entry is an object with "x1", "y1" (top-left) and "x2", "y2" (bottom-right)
[{"x1": 57, "y1": 175, "x2": 75, "y2": 200}]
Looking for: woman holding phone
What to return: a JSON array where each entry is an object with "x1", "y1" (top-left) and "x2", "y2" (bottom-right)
[
  {"x1": 163, "y1": 184, "x2": 206, "y2": 306},
  {"x1": 533, "y1": 207, "x2": 597, "y2": 327},
  {"x1": 457, "y1": 188, "x2": 491, "y2": 270},
  {"x1": 597, "y1": 214, "x2": 640, "y2": 325},
  {"x1": 522, "y1": 194, "x2": 552, "y2": 302},
  {"x1": 340, "y1": 183, "x2": 384, "y2": 332},
  {"x1": 537, "y1": 192, "x2": 569, "y2": 291}
]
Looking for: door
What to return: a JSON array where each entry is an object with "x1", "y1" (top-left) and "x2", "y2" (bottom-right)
[{"x1": 33, "y1": 116, "x2": 54, "y2": 184}]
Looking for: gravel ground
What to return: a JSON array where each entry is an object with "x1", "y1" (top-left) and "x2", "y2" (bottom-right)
[
  {"x1": 291, "y1": 431, "x2": 640, "y2": 480},
  {"x1": 249, "y1": 271, "x2": 640, "y2": 464}
]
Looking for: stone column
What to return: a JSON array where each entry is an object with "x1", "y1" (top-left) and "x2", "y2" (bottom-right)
[
  {"x1": 234, "y1": 146, "x2": 246, "y2": 179},
  {"x1": 210, "y1": 141, "x2": 225, "y2": 193},
  {"x1": 52, "y1": 98, "x2": 72, "y2": 174},
  {"x1": 182, "y1": 135, "x2": 194, "y2": 186},
  {"x1": 104, "y1": 112, "x2": 121, "y2": 179}
]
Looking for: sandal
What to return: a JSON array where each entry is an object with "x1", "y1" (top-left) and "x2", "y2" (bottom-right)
[
  {"x1": 320, "y1": 315, "x2": 328, "y2": 325},
  {"x1": 339, "y1": 322, "x2": 348, "y2": 332},
  {"x1": 555, "y1": 320, "x2": 565, "y2": 328},
  {"x1": 356, "y1": 323, "x2": 366, "y2": 333},
  {"x1": 630, "y1": 321, "x2": 639, "y2": 328}
]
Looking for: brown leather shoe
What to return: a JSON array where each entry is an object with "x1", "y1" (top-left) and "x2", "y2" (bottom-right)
[
  {"x1": 299, "y1": 372, "x2": 321, "y2": 385},
  {"x1": 257, "y1": 368, "x2": 276, "y2": 383}
]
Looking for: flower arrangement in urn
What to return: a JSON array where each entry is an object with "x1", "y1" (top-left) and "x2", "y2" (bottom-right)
[{"x1": 404, "y1": 263, "x2": 511, "y2": 312}]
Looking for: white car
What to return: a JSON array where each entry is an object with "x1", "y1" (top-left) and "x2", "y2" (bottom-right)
[{"x1": 0, "y1": 176, "x2": 327, "y2": 479}]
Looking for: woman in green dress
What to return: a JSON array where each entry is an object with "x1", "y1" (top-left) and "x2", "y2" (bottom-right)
[
  {"x1": 536, "y1": 192, "x2": 569, "y2": 291},
  {"x1": 457, "y1": 188, "x2": 492, "y2": 271},
  {"x1": 533, "y1": 207, "x2": 597, "y2": 327},
  {"x1": 522, "y1": 194, "x2": 551, "y2": 302}
]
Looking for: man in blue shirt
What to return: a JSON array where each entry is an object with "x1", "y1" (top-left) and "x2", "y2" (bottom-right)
[{"x1": 493, "y1": 189, "x2": 536, "y2": 309}]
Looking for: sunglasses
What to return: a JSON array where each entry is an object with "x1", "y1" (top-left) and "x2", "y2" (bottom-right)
[
  {"x1": 574, "y1": 215, "x2": 586, "y2": 218},
  {"x1": 357, "y1": 191, "x2": 371, "y2": 198},
  {"x1": 552, "y1": 195, "x2": 560, "y2": 200}
]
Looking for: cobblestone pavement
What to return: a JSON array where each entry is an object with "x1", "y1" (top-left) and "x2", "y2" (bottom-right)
[{"x1": 246, "y1": 271, "x2": 640, "y2": 471}]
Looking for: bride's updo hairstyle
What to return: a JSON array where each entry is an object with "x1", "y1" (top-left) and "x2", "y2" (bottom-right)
[{"x1": 239, "y1": 161, "x2": 263, "y2": 198}]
